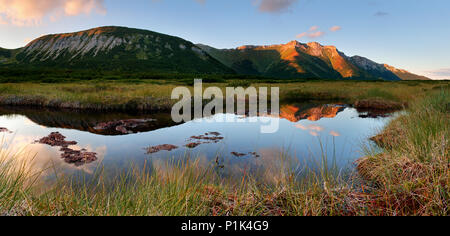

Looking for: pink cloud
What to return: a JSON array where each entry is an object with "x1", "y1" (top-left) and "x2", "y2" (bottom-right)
[
  {"x1": 296, "y1": 31, "x2": 325, "y2": 39},
  {"x1": 330, "y1": 26, "x2": 342, "y2": 32},
  {"x1": 296, "y1": 24, "x2": 345, "y2": 40},
  {"x1": 296, "y1": 25, "x2": 327, "y2": 39},
  {"x1": 0, "y1": 0, "x2": 106, "y2": 26},
  {"x1": 65, "y1": 0, "x2": 106, "y2": 16},
  {"x1": 329, "y1": 131, "x2": 340, "y2": 137},
  {"x1": 295, "y1": 124, "x2": 308, "y2": 130},
  {"x1": 256, "y1": 0, "x2": 298, "y2": 13},
  {"x1": 309, "y1": 25, "x2": 318, "y2": 31},
  {"x1": 308, "y1": 124, "x2": 324, "y2": 132},
  {"x1": 295, "y1": 123, "x2": 325, "y2": 134},
  {"x1": 184, "y1": 0, "x2": 299, "y2": 14},
  {"x1": 296, "y1": 32, "x2": 308, "y2": 39},
  {"x1": 308, "y1": 31, "x2": 325, "y2": 38}
]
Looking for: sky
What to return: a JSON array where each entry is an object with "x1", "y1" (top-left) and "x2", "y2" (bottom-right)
[{"x1": 0, "y1": 0, "x2": 449, "y2": 79}]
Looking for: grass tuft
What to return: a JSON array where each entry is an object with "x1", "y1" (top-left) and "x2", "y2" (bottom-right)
[{"x1": 357, "y1": 89, "x2": 449, "y2": 215}]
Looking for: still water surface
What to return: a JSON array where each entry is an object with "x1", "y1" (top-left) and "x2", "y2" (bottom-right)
[{"x1": 0, "y1": 104, "x2": 394, "y2": 184}]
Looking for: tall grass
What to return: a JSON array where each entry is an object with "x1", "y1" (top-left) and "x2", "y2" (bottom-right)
[
  {"x1": 0, "y1": 145, "x2": 355, "y2": 216},
  {"x1": 0, "y1": 144, "x2": 38, "y2": 216},
  {"x1": 358, "y1": 89, "x2": 449, "y2": 215},
  {"x1": 32, "y1": 160, "x2": 219, "y2": 216}
]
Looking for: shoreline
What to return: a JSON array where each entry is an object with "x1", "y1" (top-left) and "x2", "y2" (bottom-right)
[
  {"x1": 0, "y1": 94, "x2": 404, "y2": 113},
  {"x1": 0, "y1": 81, "x2": 447, "y2": 112},
  {"x1": 0, "y1": 94, "x2": 174, "y2": 112},
  {"x1": 0, "y1": 85, "x2": 448, "y2": 216}
]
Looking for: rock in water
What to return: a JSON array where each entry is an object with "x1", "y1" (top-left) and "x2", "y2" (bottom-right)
[
  {"x1": 35, "y1": 132, "x2": 77, "y2": 147},
  {"x1": 145, "y1": 144, "x2": 179, "y2": 154},
  {"x1": 36, "y1": 132, "x2": 97, "y2": 165}
]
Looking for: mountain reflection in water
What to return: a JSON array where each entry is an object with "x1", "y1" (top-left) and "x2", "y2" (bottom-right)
[
  {"x1": 0, "y1": 103, "x2": 354, "y2": 136},
  {"x1": 0, "y1": 103, "x2": 396, "y2": 185}
]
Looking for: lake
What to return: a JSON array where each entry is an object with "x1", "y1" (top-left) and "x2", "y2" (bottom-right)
[{"x1": 0, "y1": 103, "x2": 395, "y2": 184}]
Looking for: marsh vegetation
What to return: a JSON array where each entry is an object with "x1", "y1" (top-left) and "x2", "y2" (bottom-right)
[{"x1": 0, "y1": 86, "x2": 448, "y2": 216}]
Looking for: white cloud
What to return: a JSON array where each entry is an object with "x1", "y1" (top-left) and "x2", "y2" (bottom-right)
[{"x1": 423, "y1": 68, "x2": 450, "y2": 80}]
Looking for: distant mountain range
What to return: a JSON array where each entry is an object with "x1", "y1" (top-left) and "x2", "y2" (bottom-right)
[
  {"x1": 198, "y1": 41, "x2": 429, "y2": 81},
  {"x1": 0, "y1": 26, "x2": 430, "y2": 81}
]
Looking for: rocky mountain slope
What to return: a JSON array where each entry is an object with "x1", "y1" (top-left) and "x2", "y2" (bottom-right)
[
  {"x1": 382, "y1": 64, "x2": 430, "y2": 81},
  {"x1": 1, "y1": 26, "x2": 430, "y2": 80},
  {"x1": 8, "y1": 26, "x2": 233, "y2": 73},
  {"x1": 198, "y1": 41, "x2": 430, "y2": 81}
]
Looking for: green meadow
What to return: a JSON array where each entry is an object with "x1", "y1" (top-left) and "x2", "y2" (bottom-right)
[
  {"x1": 0, "y1": 71, "x2": 447, "y2": 111},
  {"x1": 0, "y1": 73, "x2": 448, "y2": 215}
]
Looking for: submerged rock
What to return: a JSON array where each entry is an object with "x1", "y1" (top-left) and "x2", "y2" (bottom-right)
[
  {"x1": 185, "y1": 142, "x2": 202, "y2": 149},
  {"x1": 35, "y1": 132, "x2": 77, "y2": 147},
  {"x1": 146, "y1": 144, "x2": 179, "y2": 154},
  {"x1": 190, "y1": 133, "x2": 224, "y2": 142},
  {"x1": 146, "y1": 132, "x2": 223, "y2": 153},
  {"x1": 231, "y1": 152, "x2": 247, "y2": 157},
  {"x1": 36, "y1": 132, "x2": 97, "y2": 165},
  {"x1": 59, "y1": 147, "x2": 98, "y2": 166},
  {"x1": 249, "y1": 152, "x2": 261, "y2": 158},
  {"x1": 231, "y1": 151, "x2": 261, "y2": 158}
]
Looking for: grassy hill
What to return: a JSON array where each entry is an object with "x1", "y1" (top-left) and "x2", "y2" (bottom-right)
[{"x1": 12, "y1": 26, "x2": 233, "y2": 74}]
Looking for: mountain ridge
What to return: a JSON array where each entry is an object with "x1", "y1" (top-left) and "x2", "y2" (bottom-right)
[
  {"x1": 198, "y1": 40, "x2": 430, "y2": 81},
  {"x1": 0, "y1": 26, "x2": 430, "y2": 80},
  {"x1": 9, "y1": 26, "x2": 233, "y2": 74}
]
